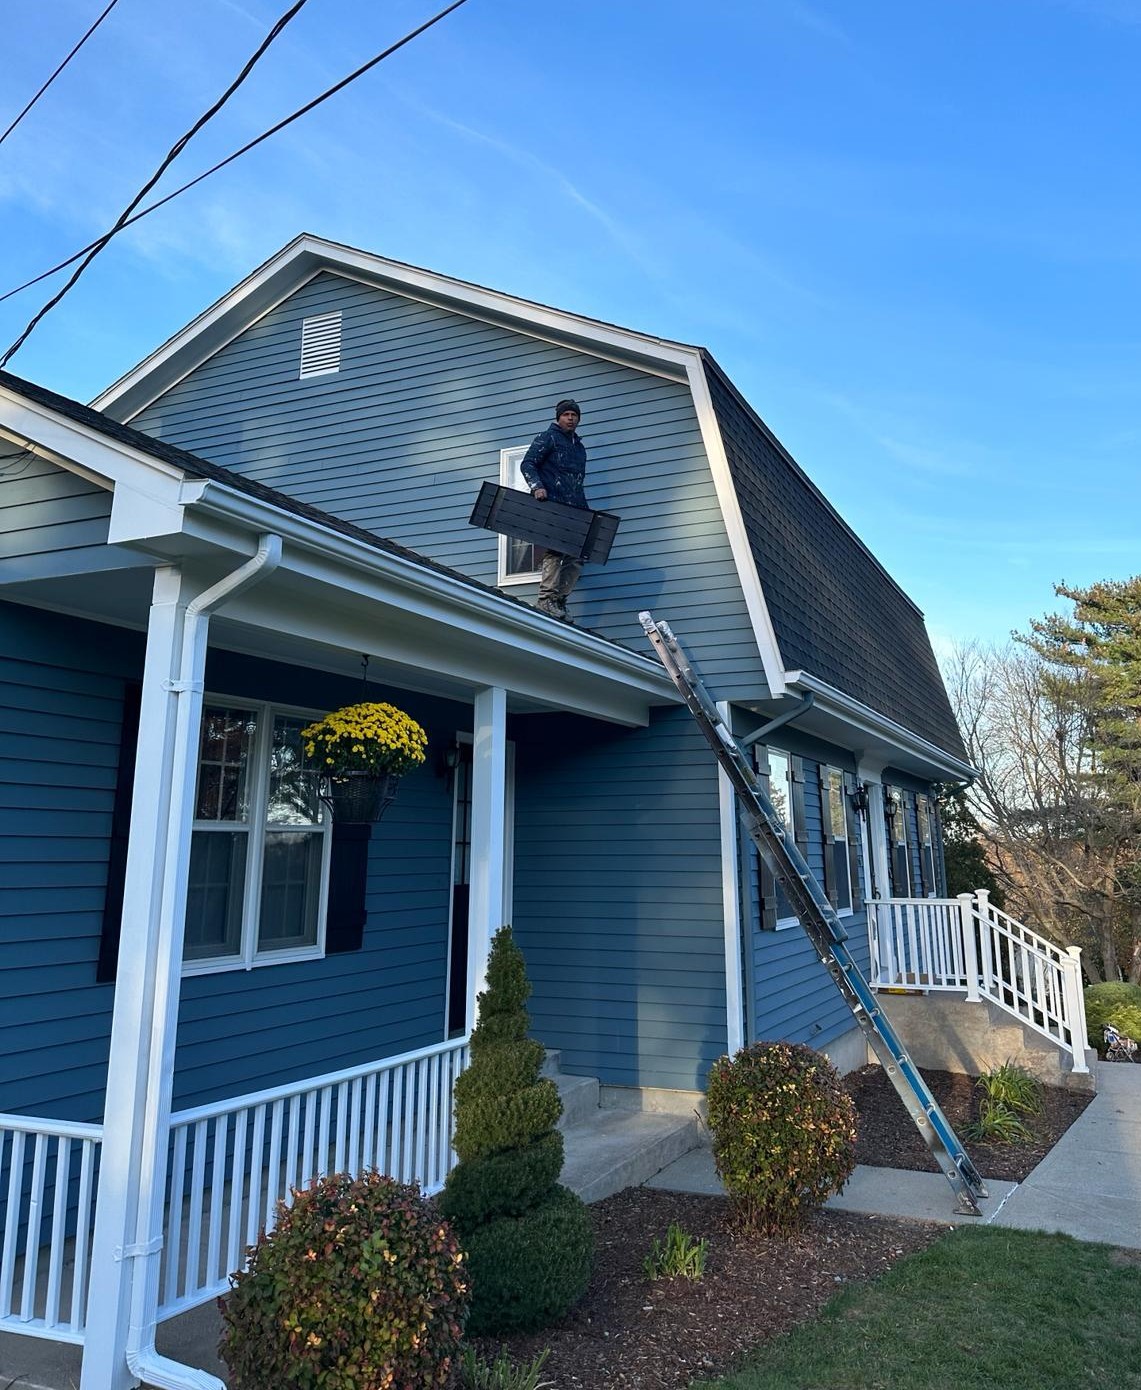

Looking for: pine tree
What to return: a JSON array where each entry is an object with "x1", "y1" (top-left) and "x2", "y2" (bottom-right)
[{"x1": 439, "y1": 926, "x2": 593, "y2": 1334}]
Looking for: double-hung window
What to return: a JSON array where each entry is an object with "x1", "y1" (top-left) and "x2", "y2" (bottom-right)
[
  {"x1": 185, "y1": 702, "x2": 332, "y2": 973},
  {"x1": 497, "y1": 445, "x2": 541, "y2": 584},
  {"x1": 763, "y1": 748, "x2": 799, "y2": 927},
  {"x1": 885, "y1": 786, "x2": 912, "y2": 897},
  {"x1": 916, "y1": 794, "x2": 938, "y2": 895},
  {"x1": 822, "y1": 767, "x2": 854, "y2": 913}
]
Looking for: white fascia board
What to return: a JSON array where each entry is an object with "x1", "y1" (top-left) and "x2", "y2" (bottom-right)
[
  {"x1": 93, "y1": 235, "x2": 702, "y2": 420},
  {"x1": 185, "y1": 480, "x2": 677, "y2": 707},
  {"x1": 683, "y1": 355, "x2": 787, "y2": 696},
  {"x1": 784, "y1": 669, "x2": 977, "y2": 782}
]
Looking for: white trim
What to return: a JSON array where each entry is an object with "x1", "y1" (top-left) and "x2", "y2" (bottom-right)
[
  {"x1": 685, "y1": 356, "x2": 788, "y2": 696},
  {"x1": 785, "y1": 669, "x2": 977, "y2": 782},
  {"x1": 717, "y1": 701, "x2": 745, "y2": 1054},
  {"x1": 466, "y1": 686, "x2": 507, "y2": 1033}
]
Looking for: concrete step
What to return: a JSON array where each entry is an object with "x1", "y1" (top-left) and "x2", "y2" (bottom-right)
[
  {"x1": 560, "y1": 1108, "x2": 703, "y2": 1205},
  {"x1": 556, "y1": 1071, "x2": 601, "y2": 1129}
]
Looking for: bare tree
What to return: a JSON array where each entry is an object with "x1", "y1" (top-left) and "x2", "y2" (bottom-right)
[{"x1": 944, "y1": 640, "x2": 1138, "y2": 983}]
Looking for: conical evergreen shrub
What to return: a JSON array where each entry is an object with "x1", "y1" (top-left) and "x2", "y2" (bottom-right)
[{"x1": 439, "y1": 926, "x2": 593, "y2": 1334}]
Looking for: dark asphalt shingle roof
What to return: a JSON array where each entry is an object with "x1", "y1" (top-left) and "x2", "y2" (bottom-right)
[{"x1": 702, "y1": 354, "x2": 967, "y2": 762}]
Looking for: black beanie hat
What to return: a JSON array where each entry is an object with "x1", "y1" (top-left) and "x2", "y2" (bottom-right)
[{"x1": 554, "y1": 398, "x2": 581, "y2": 419}]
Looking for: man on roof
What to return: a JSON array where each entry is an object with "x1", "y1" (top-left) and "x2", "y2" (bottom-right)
[{"x1": 520, "y1": 397, "x2": 588, "y2": 621}]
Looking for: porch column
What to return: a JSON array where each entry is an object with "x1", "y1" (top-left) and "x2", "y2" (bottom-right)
[
  {"x1": 717, "y1": 701, "x2": 746, "y2": 1054},
  {"x1": 864, "y1": 778, "x2": 891, "y2": 904},
  {"x1": 467, "y1": 685, "x2": 508, "y2": 1033},
  {"x1": 81, "y1": 565, "x2": 218, "y2": 1390},
  {"x1": 83, "y1": 540, "x2": 279, "y2": 1390}
]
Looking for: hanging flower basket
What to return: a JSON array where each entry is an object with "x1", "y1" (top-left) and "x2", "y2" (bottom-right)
[
  {"x1": 324, "y1": 770, "x2": 402, "y2": 824},
  {"x1": 301, "y1": 702, "x2": 428, "y2": 824}
]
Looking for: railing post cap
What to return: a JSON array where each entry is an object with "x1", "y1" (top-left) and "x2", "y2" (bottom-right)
[
  {"x1": 1065, "y1": 945, "x2": 1083, "y2": 959},
  {"x1": 956, "y1": 891, "x2": 973, "y2": 901}
]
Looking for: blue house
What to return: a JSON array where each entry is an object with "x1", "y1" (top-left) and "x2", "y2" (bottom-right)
[{"x1": 3, "y1": 235, "x2": 1078, "y2": 1390}]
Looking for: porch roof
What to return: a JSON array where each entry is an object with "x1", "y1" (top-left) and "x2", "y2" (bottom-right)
[{"x1": 0, "y1": 370, "x2": 677, "y2": 726}]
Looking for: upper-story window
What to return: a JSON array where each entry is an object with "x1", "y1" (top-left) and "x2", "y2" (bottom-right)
[
  {"x1": 497, "y1": 445, "x2": 541, "y2": 585},
  {"x1": 763, "y1": 747, "x2": 799, "y2": 927},
  {"x1": 299, "y1": 311, "x2": 343, "y2": 379},
  {"x1": 185, "y1": 702, "x2": 332, "y2": 973},
  {"x1": 885, "y1": 785, "x2": 912, "y2": 897},
  {"x1": 822, "y1": 767, "x2": 854, "y2": 914}
]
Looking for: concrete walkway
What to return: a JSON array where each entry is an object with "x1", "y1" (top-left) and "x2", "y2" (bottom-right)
[{"x1": 649, "y1": 1060, "x2": 1141, "y2": 1249}]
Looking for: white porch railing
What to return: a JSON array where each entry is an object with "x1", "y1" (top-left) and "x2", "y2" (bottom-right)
[
  {"x1": 0, "y1": 1114, "x2": 101, "y2": 1343},
  {"x1": 868, "y1": 890, "x2": 1089, "y2": 1072},
  {"x1": 157, "y1": 1034, "x2": 469, "y2": 1321}
]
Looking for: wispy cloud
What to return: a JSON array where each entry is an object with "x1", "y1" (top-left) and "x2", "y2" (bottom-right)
[{"x1": 783, "y1": 1, "x2": 854, "y2": 45}]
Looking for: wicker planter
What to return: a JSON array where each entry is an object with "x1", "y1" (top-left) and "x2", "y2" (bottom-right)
[{"x1": 323, "y1": 771, "x2": 401, "y2": 824}]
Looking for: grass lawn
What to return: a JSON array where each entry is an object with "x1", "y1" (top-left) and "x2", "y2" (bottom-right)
[{"x1": 691, "y1": 1226, "x2": 1141, "y2": 1390}]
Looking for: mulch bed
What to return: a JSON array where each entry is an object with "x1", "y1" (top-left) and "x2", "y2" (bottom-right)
[{"x1": 465, "y1": 1065, "x2": 1095, "y2": 1389}]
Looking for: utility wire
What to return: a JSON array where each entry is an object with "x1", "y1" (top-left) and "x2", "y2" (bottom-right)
[
  {"x1": 0, "y1": 0, "x2": 472, "y2": 325},
  {"x1": 0, "y1": 0, "x2": 122, "y2": 149},
  {"x1": 1, "y1": 0, "x2": 311, "y2": 367}
]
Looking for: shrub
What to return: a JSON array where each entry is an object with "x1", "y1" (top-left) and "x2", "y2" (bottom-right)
[
  {"x1": 458, "y1": 1345, "x2": 553, "y2": 1390},
  {"x1": 643, "y1": 1222, "x2": 707, "y2": 1282},
  {"x1": 977, "y1": 1061, "x2": 1042, "y2": 1115},
  {"x1": 706, "y1": 1041, "x2": 857, "y2": 1235},
  {"x1": 1084, "y1": 981, "x2": 1141, "y2": 1054},
  {"x1": 440, "y1": 927, "x2": 593, "y2": 1335},
  {"x1": 218, "y1": 1171, "x2": 468, "y2": 1390}
]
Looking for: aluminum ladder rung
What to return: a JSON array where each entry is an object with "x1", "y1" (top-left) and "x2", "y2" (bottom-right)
[{"x1": 640, "y1": 611, "x2": 987, "y2": 1216}]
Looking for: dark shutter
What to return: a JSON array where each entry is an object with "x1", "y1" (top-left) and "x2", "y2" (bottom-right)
[
  {"x1": 819, "y1": 769, "x2": 837, "y2": 905},
  {"x1": 325, "y1": 822, "x2": 371, "y2": 954},
  {"x1": 753, "y1": 749, "x2": 778, "y2": 931},
  {"x1": 844, "y1": 774, "x2": 863, "y2": 912},
  {"x1": 96, "y1": 680, "x2": 143, "y2": 984}
]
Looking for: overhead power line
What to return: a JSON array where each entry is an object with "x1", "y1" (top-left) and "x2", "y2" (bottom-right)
[
  {"x1": 1, "y1": 0, "x2": 312, "y2": 367},
  {"x1": 0, "y1": 0, "x2": 123, "y2": 149},
  {"x1": 0, "y1": 0, "x2": 472, "y2": 344}
]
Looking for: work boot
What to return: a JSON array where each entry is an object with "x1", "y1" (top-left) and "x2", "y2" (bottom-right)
[{"x1": 536, "y1": 597, "x2": 560, "y2": 617}]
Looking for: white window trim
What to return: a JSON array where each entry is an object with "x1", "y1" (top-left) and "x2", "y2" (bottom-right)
[
  {"x1": 825, "y1": 766, "x2": 855, "y2": 919},
  {"x1": 496, "y1": 445, "x2": 541, "y2": 587},
  {"x1": 183, "y1": 697, "x2": 333, "y2": 977}
]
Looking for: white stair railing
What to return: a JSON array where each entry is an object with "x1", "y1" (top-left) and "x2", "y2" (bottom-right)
[{"x1": 868, "y1": 890, "x2": 1089, "y2": 1073}]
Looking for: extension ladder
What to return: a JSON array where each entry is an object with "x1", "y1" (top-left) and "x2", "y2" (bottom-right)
[{"x1": 640, "y1": 613, "x2": 988, "y2": 1216}]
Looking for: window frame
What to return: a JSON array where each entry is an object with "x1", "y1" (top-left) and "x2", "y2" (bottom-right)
[
  {"x1": 496, "y1": 445, "x2": 542, "y2": 586},
  {"x1": 763, "y1": 747, "x2": 800, "y2": 930},
  {"x1": 885, "y1": 784, "x2": 912, "y2": 897},
  {"x1": 823, "y1": 766, "x2": 855, "y2": 916},
  {"x1": 183, "y1": 697, "x2": 334, "y2": 977}
]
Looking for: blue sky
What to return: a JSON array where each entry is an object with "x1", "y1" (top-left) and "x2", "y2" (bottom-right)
[{"x1": 3, "y1": 0, "x2": 1139, "y2": 652}]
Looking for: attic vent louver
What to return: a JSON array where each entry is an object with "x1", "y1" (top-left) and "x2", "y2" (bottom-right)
[{"x1": 299, "y1": 310, "x2": 342, "y2": 378}]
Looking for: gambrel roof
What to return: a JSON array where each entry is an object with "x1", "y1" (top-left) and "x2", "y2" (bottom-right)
[{"x1": 90, "y1": 234, "x2": 968, "y2": 770}]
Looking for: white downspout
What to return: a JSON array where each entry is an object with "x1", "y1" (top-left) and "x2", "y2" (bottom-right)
[{"x1": 126, "y1": 534, "x2": 282, "y2": 1390}]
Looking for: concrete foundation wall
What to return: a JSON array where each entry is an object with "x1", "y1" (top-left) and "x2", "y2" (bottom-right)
[{"x1": 875, "y1": 992, "x2": 1096, "y2": 1092}]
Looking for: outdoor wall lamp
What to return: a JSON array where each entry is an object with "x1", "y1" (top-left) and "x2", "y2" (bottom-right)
[{"x1": 849, "y1": 782, "x2": 871, "y2": 815}]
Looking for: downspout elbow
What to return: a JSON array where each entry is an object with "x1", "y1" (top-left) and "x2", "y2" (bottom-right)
[{"x1": 128, "y1": 1348, "x2": 227, "y2": 1390}]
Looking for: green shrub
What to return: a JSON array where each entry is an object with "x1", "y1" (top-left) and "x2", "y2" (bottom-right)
[
  {"x1": 460, "y1": 1186, "x2": 594, "y2": 1336},
  {"x1": 440, "y1": 927, "x2": 593, "y2": 1335},
  {"x1": 977, "y1": 1061, "x2": 1042, "y2": 1115},
  {"x1": 963, "y1": 1096, "x2": 1033, "y2": 1143},
  {"x1": 706, "y1": 1041, "x2": 857, "y2": 1235},
  {"x1": 1084, "y1": 981, "x2": 1141, "y2": 1053},
  {"x1": 218, "y1": 1171, "x2": 468, "y2": 1390},
  {"x1": 457, "y1": 1345, "x2": 552, "y2": 1390},
  {"x1": 643, "y1": 1222, "x2": 707, "y2": 1282}
]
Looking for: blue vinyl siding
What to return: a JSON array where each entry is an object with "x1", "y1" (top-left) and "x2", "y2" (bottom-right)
[
  {"x1": 129, "y1": 272, "x2": 766, "y2": 697},
  {"x1": 0, "y1": 602, "x2": 465, "y2": 1121},
  {"x1": 0, "y1": 454, "x2": 112, "y2": 563},
  {"x1": 742, "y1": 729, "x2": 872, "y2": 1052},
  {"x1": 510, "y1": 706, "x2": 727, "y2": 1091}
]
